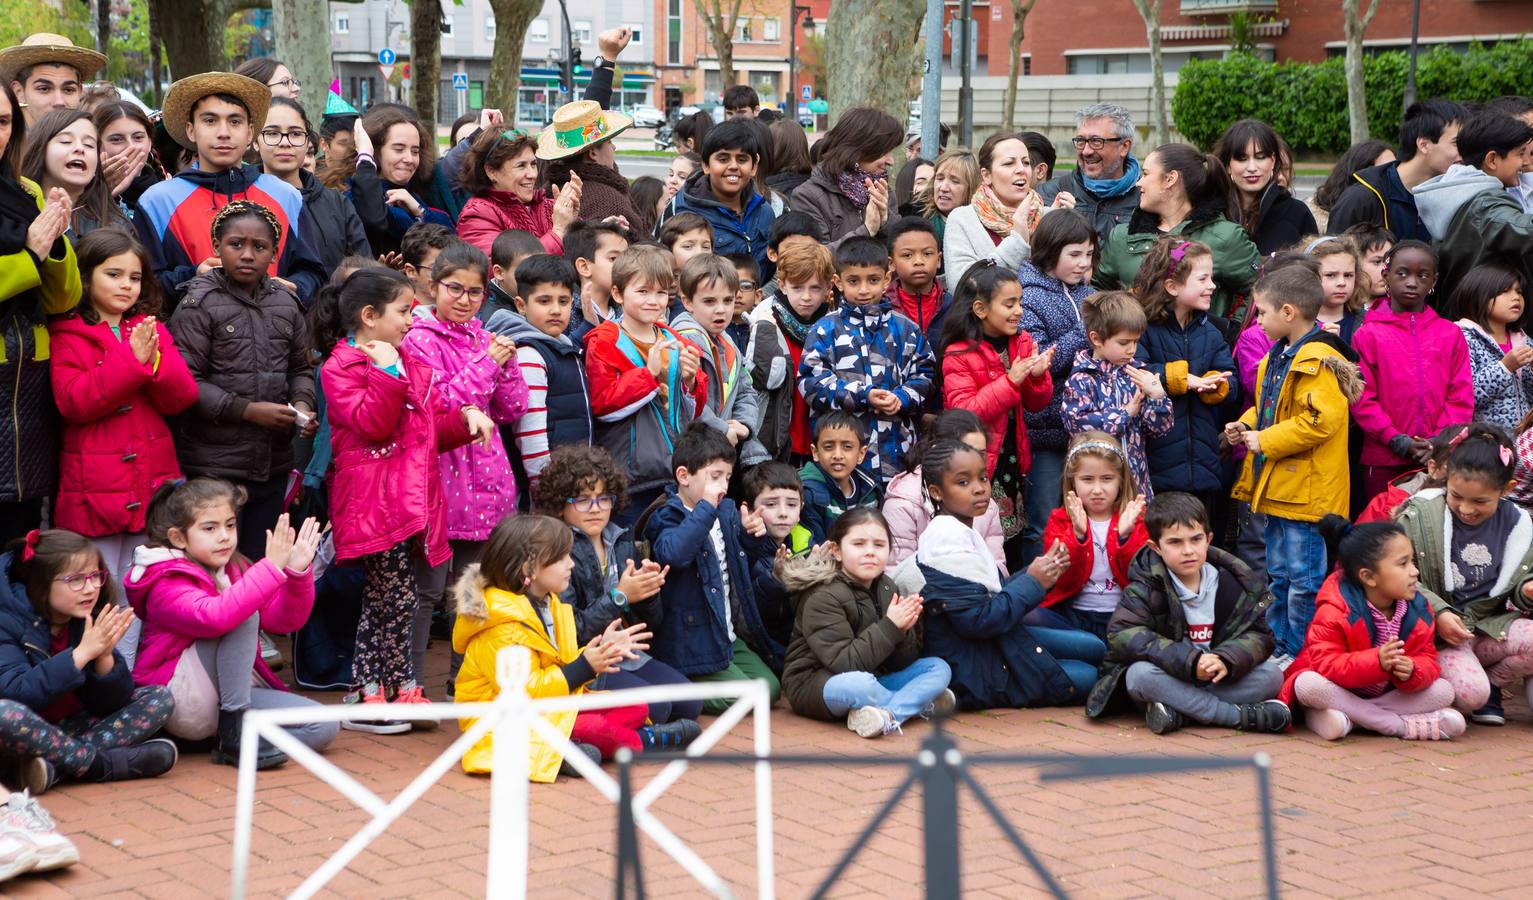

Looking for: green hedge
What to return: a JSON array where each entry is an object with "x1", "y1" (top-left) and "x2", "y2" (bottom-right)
[{"x1": 1172, "y1": 41, "x2": 1533, "y2": 154}]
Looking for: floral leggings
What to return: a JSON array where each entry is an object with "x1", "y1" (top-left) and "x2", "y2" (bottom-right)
[
  {"x1": 1436, "y1": 619, "x2": 1533, "y2": 712},
  {"x1": 355, "y1": 539, "x2": 420, "y2": 696},
  {"x1": 0, "y1": 686, "x2": 173, "y2": 779}
]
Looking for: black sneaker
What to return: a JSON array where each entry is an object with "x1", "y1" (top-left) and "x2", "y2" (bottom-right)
[
  {"x1": 639, "y1": 719, "x2": 703, "y2": 751},
  {"x1": 1237, "y1": 700, "x2": 1292, "y2": 734},
  {"x1": 92, "y1": 738, "x2": 178, "y2": 782},
  {"x1": 558, "y1": 742, "x2": 602, "y2": 777},
  {"x1": 1145, "y1": 701, "x2": 1185, "y2": 735},
  {"x1": 1470, "y1": 687, "x2": 1506, "y2": 726}
]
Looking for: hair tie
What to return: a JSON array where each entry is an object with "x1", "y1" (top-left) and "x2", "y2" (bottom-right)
[
  {"x1": 1166, "y1": 241, "x2": 1191, "y2": 279},
  {"x1": 20, "y1": 530, "x2": 40, "y2": 563},
  {"x1": 1446, "y1": 427, "x2": 1471, "y2": 452},
  {"x1": 1502, "y1": 445, "x2": 1514, "y2": 467}
]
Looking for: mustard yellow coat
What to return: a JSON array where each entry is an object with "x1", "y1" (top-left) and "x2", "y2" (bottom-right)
[
  {"x1": 452, "y1": 565, "x2": 588, "y2": 782},
  {"x1": 1231, "y1": 340, "x2": 1362, "y2": 523}
]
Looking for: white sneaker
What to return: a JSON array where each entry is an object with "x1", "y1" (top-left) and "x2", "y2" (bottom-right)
[
  {"x1": 846, "y1": 707, "x2": 896, "y2": 739},
  {"x1": 0, "y1": 826, "x2": 38, "y2": 882},
  {"x1": 0, "y1": 792, "x2": 77, "y2": 872},
  {"x1": 259, "y1": 631, "x2": 285, "y2": 670}
]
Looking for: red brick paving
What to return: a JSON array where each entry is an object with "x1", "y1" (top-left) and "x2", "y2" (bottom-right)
[{"x1": 8, "y1": 640, "x2": 1533, "y2": 898}]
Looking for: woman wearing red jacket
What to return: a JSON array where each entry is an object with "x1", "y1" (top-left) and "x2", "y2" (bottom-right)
[
  {"x1": 50, "y1": 230, "x2": 197, "y2": 585},
  {"x1": 453, "y1": 129, "x2": 580, "y2": 258},
  {"x1": 1279, "y1": 519, "x2": 1464, "y2": 741},
  {"x1": 939, "y1": 263, "x2": 1053, "y2": 571}
]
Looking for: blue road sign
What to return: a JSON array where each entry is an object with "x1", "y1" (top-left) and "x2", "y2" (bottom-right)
[
  {"x1": 452, "y1": 72, "x2": 469, "y2": 91},
  {"x1": 377, "y1": 48, "x2": 396, "y2": 66},
  {"x1": 801, "y1": 84, "x2": 812, "y2": 101}
]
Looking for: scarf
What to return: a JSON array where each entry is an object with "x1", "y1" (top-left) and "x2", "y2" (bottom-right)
[
  {"x1": 835, "y1": 168, "x2": 887, "y2": 209},
  {"x1": 1081, "y1": 155, "x2": 1142, "y2": 199},
  {"x1": 771, "y1": 293, "x2": 823, "y2": 345},
  {"x1": 970, "y1": 184, "x2": 1045, "y2": 237}
]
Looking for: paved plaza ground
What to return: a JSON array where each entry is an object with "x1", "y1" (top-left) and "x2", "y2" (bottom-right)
[{"x1": 7, "y1": 638, "x2": 1533, "y2": 899}]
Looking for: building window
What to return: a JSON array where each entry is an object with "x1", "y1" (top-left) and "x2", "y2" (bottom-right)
[
  {"x1": 334, "y1": 13, "x2": 349, "y2": 34},
  {"x1": 573, "y1": 20, "x2": 593, "y2": 45},
  {"x1": 528, "y1": 18, "x2": 549, "y2": 43},
  {"x1": 626, "y1": 23, "x2": 643, "y2": 44},
  {"x1": 486, "y1": 16, "x2": 496, "y2": 40},
  {"x1": 734, "y1": 18, "x2": 752, "y2": 42},
  {"x1": 667, "y1": 0, "x2": 682, "y2": 64},
  {"x1": 763, "y1": 18, "x2": 779, "y2": 41}
]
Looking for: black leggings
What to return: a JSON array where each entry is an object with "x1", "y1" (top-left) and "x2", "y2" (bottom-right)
[{"x1": 596, "y1": 657, "x2": 704, "y2": 723}]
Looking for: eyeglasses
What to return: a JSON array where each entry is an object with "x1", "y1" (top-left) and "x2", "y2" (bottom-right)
[
  {"x1": 260, "y1": 128, "x2": 310, "y2": 147},
  {"x1": 438, "y1": 281, "x2": 486, "y2": 301},
  {"x1": 268, "y1": 77, "x2": 302, "y2": 91},
  {"x1": 566, "y1": 495, "x2": 616, "y2": 512},
  {"x1": 54, "y1": 570, "x2": 108, "y2": 591},
  {"x1": 737, "y1": 282, "x2": 758, "y2": 292},
  {"x1": 1071, "y1": 135, "x2": 1129, "y2": 150}
]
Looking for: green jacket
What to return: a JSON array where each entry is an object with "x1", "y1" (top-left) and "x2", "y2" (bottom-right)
[
  {"x1": 1436, "y1": 188, "x2": 1533, "y2": 302},
  {"x1": 1086, "y1": 545, "x2": 1274, "y2": 718},
  {"x1": 1395, "y1": 490, "x2": 1533, "y2": 642},
  {"x1": 1094, "y1": 205, "x2": 1261, "y2": 323}
]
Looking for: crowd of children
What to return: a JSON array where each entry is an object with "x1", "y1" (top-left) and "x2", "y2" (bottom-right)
[{"x1": 4, "y1": 63, "x2": 1533, "y2": 873}]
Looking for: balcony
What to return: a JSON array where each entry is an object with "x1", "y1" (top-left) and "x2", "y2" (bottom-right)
[{"x1": 1179, "y1": 0, "x2": 1278, "y2": 12}]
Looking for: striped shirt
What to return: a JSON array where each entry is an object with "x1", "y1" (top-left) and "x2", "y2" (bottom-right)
[{"x1": 1356, "y1": 600, "x2": 1407, "y2": 698}]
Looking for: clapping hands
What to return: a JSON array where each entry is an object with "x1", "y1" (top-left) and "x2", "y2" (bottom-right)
[{"x1": 265, "y1": 513, "x2": 323, "y2": 572}]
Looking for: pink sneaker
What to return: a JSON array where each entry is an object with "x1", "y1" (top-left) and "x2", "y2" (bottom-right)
[
  {"x1": 341, "y1": 689, "x2": 411, "y2": 735},
  {"x1": 1401, "y1": 709, "x2": 1466, "y2": 741},
  {"x1": 393, "y1": 685, "x2": 439, "y2": 730}
]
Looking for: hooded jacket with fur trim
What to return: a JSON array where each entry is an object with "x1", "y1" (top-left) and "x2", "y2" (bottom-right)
[{"x1": 1396, "y1": 489, "x2": 1533, "y2": 643}]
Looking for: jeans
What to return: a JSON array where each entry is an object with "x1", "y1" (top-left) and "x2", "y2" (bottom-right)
[
  {"x1": 1031, "y1": 625, "x2": 1106, "y2": 696},
  {"x1": 822, "y1": 657, "x2": 952, "y2": 724},
  {"x1": 1124, "y1": 660, "x2": 1284, "y2": 726},
  {"x1": 1019, "y1": 449, "x2": 1065, "y2": 567},
  {"x1": 1263, "y1": 516, "x2": 1327, "y2": 657},
  {"x1": 1024, "y1": 604, "x2": 1114, "y2": 643}
]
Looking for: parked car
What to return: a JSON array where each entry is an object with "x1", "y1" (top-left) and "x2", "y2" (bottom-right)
[{"x1": 631, "y1": 105, "x2": 666, "y2": 128}]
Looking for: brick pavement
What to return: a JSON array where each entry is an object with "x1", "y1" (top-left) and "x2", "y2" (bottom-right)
[{"x1": 9, "y1": 639, "x2": 1533, "y2": 899}]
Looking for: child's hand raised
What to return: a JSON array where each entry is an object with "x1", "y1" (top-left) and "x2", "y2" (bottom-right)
[
  {"x1": 740, "y1": 502, "x2": 767, "y2": 538},
  {"x1": 1503, "y1": 345, "x2": 1533, "y2": 372},
  {"x1": 286, "y1": 516, "x2": 324, "y2": 572},
  {"x1": 868, "y1": 388, "x2": 901, "y2": 416},
  {"x1": 645, "y1": 338, "x2": 670, "y2": 378},
  {"x1": 129, "y1": 317, "x2": 159, "y2": 365},
  {"x1": 487, "y1": 334, "x2": 517, "y2": 366},
  {"x1": 265, "y1": 513, "x2": 296, "y2": 568},
  {"x1": 1124, "y1": 388, "x2": 1144, "y2": 417},
  {"x1": 679, "y1": 343, "x2": 701, "y2": 387},
  {"x1": 1126, "y1": 366, "x2": 1166, "y2": 400},
  {"x1": 617, "y1": 559, "x2": 668, "y2": 603},
  {"x1": 1119, "y1": 493, "x2": 1146, "y2": 539},
  {"x1": 1222, "y1": 422, "x2": 1247, "y2": 449},
  {"x1": 73, "y1": 604, "x2": 136, "y2": 668},
  {"x1": 1064, "y1": 490, "x2": 1089, "y2": 539},
  {"x1": 359, "y1": 339, "x2": 400, "y2": 368},
  {"x1": 1240, "y1": 429, "x2": 1262, "y2": 454}
]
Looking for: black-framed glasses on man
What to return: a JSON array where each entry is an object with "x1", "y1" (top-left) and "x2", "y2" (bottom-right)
[
  {"x1": 1071, "y1": 136, "x2": 1129, "y2": 150},
  {"x1": 260, "y1": 128, "x2": 310, "y2": 147},
  {"x1": 268, "y1": 77, "x2": 302, "y2": 91}
]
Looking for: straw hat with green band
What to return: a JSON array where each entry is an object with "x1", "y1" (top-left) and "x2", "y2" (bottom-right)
[
  {"x1": 535, "y1": 100, "x2": 631, "y2": 161},
  {"x1": 160, "y1": 72, "x2": 271, "y2": 151},
  {"x1": 0, "y1": 33, "x2": 106, "y2": 85}
]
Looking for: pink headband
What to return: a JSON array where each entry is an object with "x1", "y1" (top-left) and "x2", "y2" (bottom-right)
[{"x1": 1167, "y1": 241, "x2": 1191, "y2": 279}]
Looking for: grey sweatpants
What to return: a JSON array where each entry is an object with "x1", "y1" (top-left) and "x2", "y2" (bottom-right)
[
  {"x1": 1124, "y1": 659, "x2": 1284, "y2": 727},
  {"x1": 195, "y1": 613, "x2": 339, "y2": 751}
]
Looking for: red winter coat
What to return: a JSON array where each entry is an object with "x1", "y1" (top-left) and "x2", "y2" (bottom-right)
[
  {"x1": 1278, "y1": 571, "x2": 1441, "y2": 708},
  {"x1": 49, "y1": 314, "x2": 198, "y2": 536},
  {"x1": 455, "y1": 189, "x2": 563, "y2": 259},
  {"x1": 1040, "y1": 507, "x2": 1147, "y2": 608},
  {"x1": 940, "y1": 333, "x2": 1052, "y2": 476},
  {"x1": 321, "y1": 342, "x2": 474, "y2": 566}
]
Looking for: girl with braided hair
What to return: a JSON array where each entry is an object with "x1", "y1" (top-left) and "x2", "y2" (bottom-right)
[{"x1": 167, "y1": 199, "x2": 317, "y2": 561}]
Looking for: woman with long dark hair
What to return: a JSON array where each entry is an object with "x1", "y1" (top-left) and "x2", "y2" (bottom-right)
[
  {"x1": 20, "y1": 108, "x2": 126, "y2": 237},
  {"x1": 790, "y1": 106, "x2": 902, "y2": 248},
  {"x1": 326, "y1": 104, "x2": 452, "y2": 256},
  {"x1": 1214, "y1": 118, "x2": 1317, "y2": 255},
  {"x1": 256, "y1": 97, "x2": 371, "y2": 272}
]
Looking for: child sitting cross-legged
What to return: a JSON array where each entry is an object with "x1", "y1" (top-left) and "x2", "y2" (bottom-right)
[
  {"x1": 643, "y1": 423, "x2": 783, "y2": 714},
  {"x1": 1085, "y1": 492, "x2": 1291, "y2": 735},
  {"x1": 452, "y1": 515, "x2": 657, "y2": 783},
  {"x1": 533, "y1": 445, "x2": 704, "y2": 734},
  {"x1": 780, "y1": 508, "x2": 955, "y2": 738},
  {"x1": 1278, "y1": 517, "x2": 1466, "y2": 741},
  {"x1": 882, "y1": 409, "x2": 1007, "y2": 574}
]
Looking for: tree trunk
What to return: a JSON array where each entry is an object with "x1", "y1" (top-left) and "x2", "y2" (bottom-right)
[
  {"x1": 825, "y1": 0, "x2": 924, "y2": 126},
  {"x1": 149, "y1": 0, "x2": 231, "y2": 78},
  {"x1": 694, "y1": 0, "x2": 743, "y2": 93},
  {"x1": 1344, "y1": 0, "x2": 1381, "y2": 144},
  {"x1": 1132, "y1": 0, "x2": 1166, "y2": 147},
  {"x1": 411, "y1": 0, "x2": 441, "y2": 128},
  {"x1": 1002, "y1": 0, "x2": 1036, "y2": 131},
  {"x1": 148, "y1": 0, "x2": 164, "y2": 106},
  {"x1": 486, "y1": 0, "x2": 541, "y2": 113},
  {"x1": 272, "y1": 0, "x2": 331, "y2": 121},
  {"x1": 95, "y1": 0, "x2": 110, "y2": 56}
]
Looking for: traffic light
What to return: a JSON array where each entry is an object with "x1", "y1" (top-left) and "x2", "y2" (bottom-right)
[{"x1": 572, "y1": 47, "x2": 583, "y2": 75}]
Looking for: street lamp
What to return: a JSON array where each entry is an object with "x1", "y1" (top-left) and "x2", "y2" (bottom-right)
[{"x1": 787, "y1": 6, "x2": 814, "y2": 122}]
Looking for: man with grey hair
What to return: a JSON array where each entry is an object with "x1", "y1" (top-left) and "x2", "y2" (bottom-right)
[{"x1": 1037, "y1": 103, "x2": 1142, "y2": 242}]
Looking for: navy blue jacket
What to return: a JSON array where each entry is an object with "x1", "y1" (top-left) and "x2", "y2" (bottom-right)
[
  {"x1": 798, "y1": 460, "x2": 880, "y2": 546},
  {"x1": 0, "y1": 552, "x2": 134, "y2": 716},
  {"x1": 919, "y1": 563, "x2": 1081, "y2": 710},
  {"x1": 1136, "y1": 312, "x2": 1241, "y2": 494},
  {"x1": 1326, "y1": 162, "x2": 1432, "y2": 243},
  {"x1": 1019, "y1": 260, "x2": 1096, "y2": 454},
  {"x1": 565, "y1": 523, "x2": 662, "y2": 645},
  {"x1": 664, "y1": 170, "x2": 776, "y2": 274},
  {"x1": 644, "y1": 488, "x2": 783, "y2": 674}
]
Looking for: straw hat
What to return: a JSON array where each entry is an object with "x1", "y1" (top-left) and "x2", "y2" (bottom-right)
[
  {"x1": 535, "y1": 100, "x2": 631, "y2": 161},
  {"x1": 0, "y1": 33, "x2": 107, "y2": 85},
  {"x1": 160, "y1": 72, "x2": 271, "y2": 150}
]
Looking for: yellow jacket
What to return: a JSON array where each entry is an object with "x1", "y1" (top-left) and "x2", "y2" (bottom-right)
[
  {"x1": 0, "y1": 176, "x2": 81, "y2": 365},
  {"x1": 451, "y1": 564, "x2": 591, "y2": 782},
  {"x1": 1231, "y1": 338, "x2": 1362, "y2": 523}
]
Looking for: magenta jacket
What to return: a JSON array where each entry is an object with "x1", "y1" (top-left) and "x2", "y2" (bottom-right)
[
  {"x1": 1351, "y1": 302, "x2": 1474, "y2": 466},
  {"x1": 321, "y1": 341, "x2": 474, "y2": 565},
  {"x1": 455, "y1": 189, "x2": 563, "y2": 258},
  {"x1": 124, "y1": 547, "x2": 312, "y2": 690},
  {"x1": 402, "y1": 314, "x2": 529, "y2": 540}
]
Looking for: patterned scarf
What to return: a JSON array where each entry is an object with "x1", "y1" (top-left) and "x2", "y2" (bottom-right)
[
  {"x1": 835, "y1": 168, "x2": 888, "y2": 209},
  {"x1": 771, "y1": 293, "x2": 824, "y2": 345},
  {"x1": 970, "y1": 183, "x2": 1048, "y2": 238}
]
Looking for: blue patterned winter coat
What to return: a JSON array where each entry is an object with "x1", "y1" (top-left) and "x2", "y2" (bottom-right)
[
  {"x1": 1019, "y1": 261, "x2": 1096, "y2": 454},
  {"x1": 797, "y1": 297, "x2": 936, "y2": 488},
  {"x1": 1060, "y1": 351, "x2": 1174, "y2": 498}
]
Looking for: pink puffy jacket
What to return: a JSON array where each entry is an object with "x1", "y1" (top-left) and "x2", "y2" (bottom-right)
[
  {"x1": 125, "y1": 547, "x2": 312, "y2": 690},
  {"x1": 1351, "y1": 303, "x2": 1474, "y2": 466},
  {"x1": 882, "y1": 468, "x2": 1008, "y2": 578},
  {"x1": 455, "y1": 189, "x2": 563, "y2": 258},
  {"x1": 402, "y1": 314, "x2": 529, "y2": 540},
  {"x1": 322, "y1": 341, "x2": 474, "y2": 565}
]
